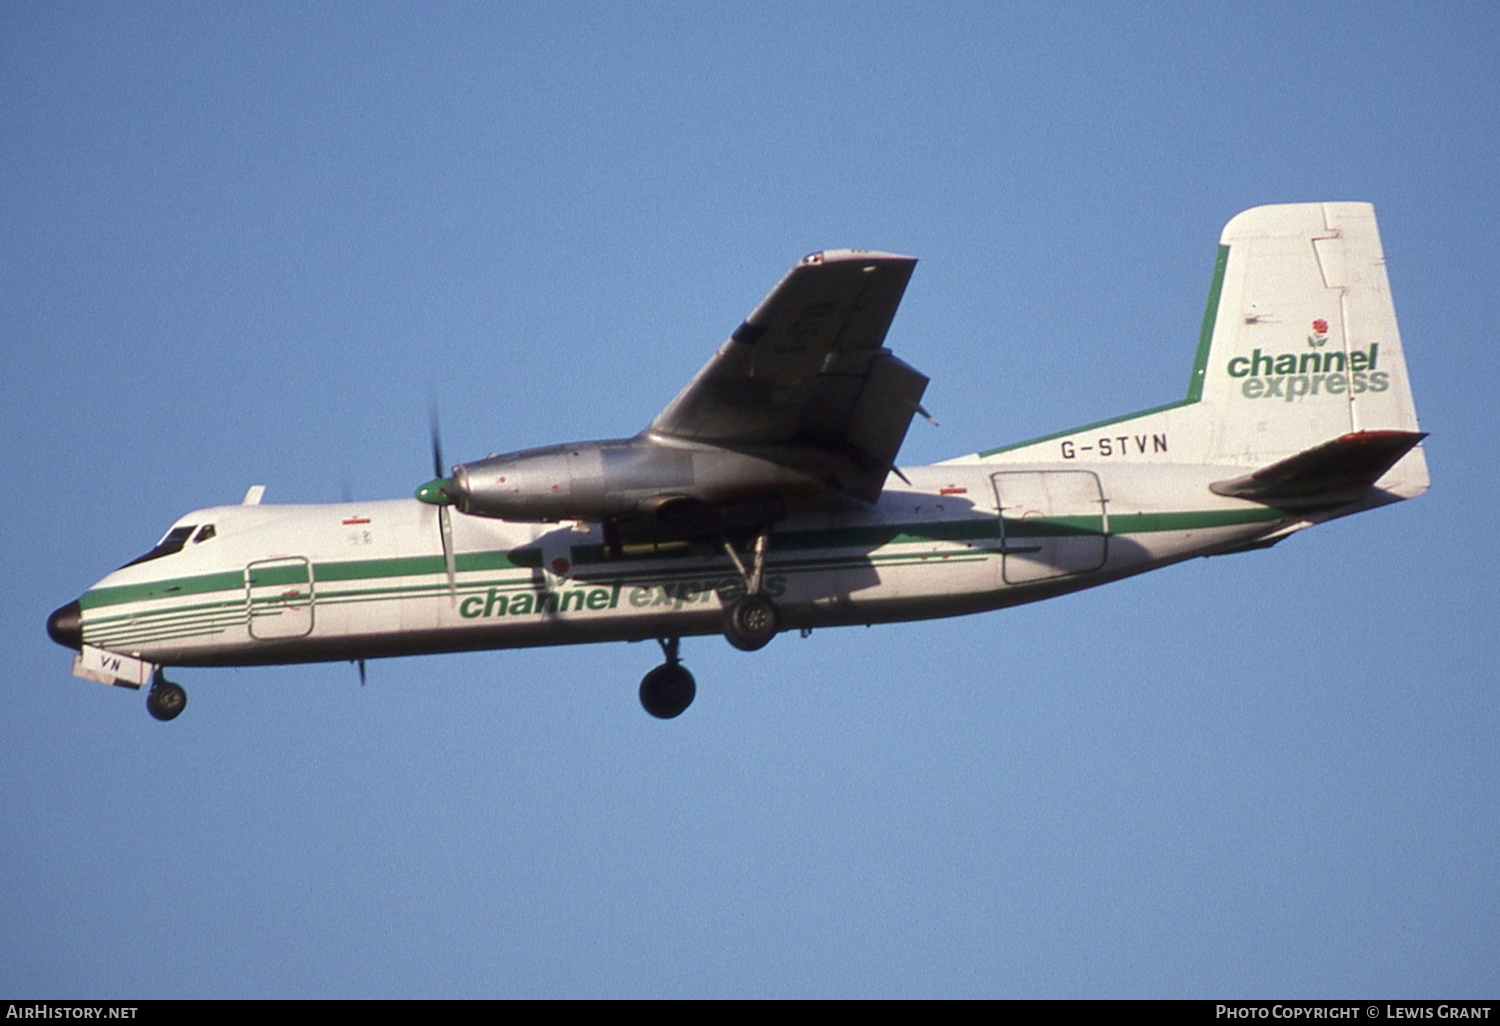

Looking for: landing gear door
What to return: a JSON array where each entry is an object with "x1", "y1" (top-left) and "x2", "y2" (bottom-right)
[
  {"x1": 991, "y1": 471, "x2": 1107, "y2": 585},
  {"x1": 246, "y1": 557, "x2": 314, "y2": 639}
]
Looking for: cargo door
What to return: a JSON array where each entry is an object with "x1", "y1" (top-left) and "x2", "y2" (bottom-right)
[
  {"x1": 991, "y1": 471, "x2": 1107, "y2": 584},
  {"x1": 246, "y1": 557, "x2": 314, "y2": 639}
]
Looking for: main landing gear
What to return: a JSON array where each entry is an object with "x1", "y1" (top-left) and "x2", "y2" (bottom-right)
[
  {"x1": 723, "y1": 593, "x2": 780, "y2": 651},
  {"x1": 719, "y1": 530, "x2": 781, "y2": 652},
  {"x1": 145, "y1": 669, "x2": 187, "y2": 722},
  {"x1": 637, "y1": 529, "x2": 783, "y2": 719},
  {"x1": 639, "y1": 637, "x2": 695, "y2": 719}
]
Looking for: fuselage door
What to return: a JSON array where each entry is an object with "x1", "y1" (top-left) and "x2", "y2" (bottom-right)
[
  {"x1": 246, "y1": 557, "x2": 314, "y2": 639},
  {"x1": 991, "y1": 471, "x2": 1108, "y2": 585}
]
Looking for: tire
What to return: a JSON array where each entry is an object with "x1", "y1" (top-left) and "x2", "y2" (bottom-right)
[
  {"x1": 639, "y1": 663, "x2": 696, "y2": 719},
  {"x1": 146, "y1": 680, "x2": 187, "y2": 722},
  {"x1": 723, "y1": 594, "x2": 781, "y2": 652}
]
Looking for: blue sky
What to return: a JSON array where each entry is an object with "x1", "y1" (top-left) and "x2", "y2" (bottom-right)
[{"x1": 4, "y1": 2, "x2": 1497, "y2": 998}]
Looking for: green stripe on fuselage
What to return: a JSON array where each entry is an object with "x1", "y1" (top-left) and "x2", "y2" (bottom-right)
[
  {"x1": 77, "y1": 504, "x2": 1286, "y2": 613},
  {"x1": 79, "y1": 570, "x2": 244, "y2": 611},
  {"x1": 80, "y1": 550, "x2": 532, "y2": 610}
]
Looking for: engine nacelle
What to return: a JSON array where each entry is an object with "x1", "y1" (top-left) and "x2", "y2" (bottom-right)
[{"x1": 441, "y1": 436, "x2": 832, "y2": 523}]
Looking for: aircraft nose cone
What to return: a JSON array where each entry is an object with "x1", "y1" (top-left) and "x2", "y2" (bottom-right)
[{"x1": 47, "y1": 600, "x2": 82, "y2": 651}]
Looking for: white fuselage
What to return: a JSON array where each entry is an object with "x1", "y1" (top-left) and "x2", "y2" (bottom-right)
[{"x1": 73, "y1": 460, "x2": 1340, "y2": 669}]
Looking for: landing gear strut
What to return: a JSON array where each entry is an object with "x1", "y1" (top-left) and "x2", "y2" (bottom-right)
[
  {"x1": 720, "y1": 530, "x2": 781, "y2": 652},
  {"x1": 146, "y1": 670, "x2": 187, "y2": 722},
  {"x1": 639, "y1": 636, "x2": 696, "y2": 719}
]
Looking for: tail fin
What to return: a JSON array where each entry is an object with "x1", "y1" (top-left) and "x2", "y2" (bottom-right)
[
  {"x1": 1199, "y1": 203, "x2": 1425, "y2": 484},
  {"x1": 978, "y1": 202, "x2": 1429, "y2": 500}
]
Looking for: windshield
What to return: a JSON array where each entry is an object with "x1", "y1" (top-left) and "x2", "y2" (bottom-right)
[{"x1": 121, "y1": 525, "x2": 197, "y2": 568}]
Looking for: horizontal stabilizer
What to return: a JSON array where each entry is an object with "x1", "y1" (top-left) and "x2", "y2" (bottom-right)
[{"x1": 1209, "y1": 430, "x2": 1427, "y2": 503}]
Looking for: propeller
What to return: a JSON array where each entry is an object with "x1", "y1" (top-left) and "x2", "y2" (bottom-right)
[{"x1": 416, "y1": 409, "x2": 459, "y2": 606}]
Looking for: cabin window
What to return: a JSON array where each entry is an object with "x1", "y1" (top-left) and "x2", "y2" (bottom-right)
[
  {"x1": 194, "y1": 524, "x2": 216, "y2": 543},
  {"x1": 121, "y1": 525, "x2": 196, "y2": 568}
]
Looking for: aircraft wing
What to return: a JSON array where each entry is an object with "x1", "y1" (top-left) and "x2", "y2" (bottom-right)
[{"x1": 647, "y1": 249, "x2": 926, "y2": 503}]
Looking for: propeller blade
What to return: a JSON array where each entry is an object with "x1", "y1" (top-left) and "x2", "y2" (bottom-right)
[
  {"x1": 416, "y1": 405, "x2": 460, "y2": 507},
  {"x1": 439, "y1": 504, "x2": 458, "y2": 606},
  {"x1": 357, "y1": 659, "x2": 366, "y2": 686},
  {"x1": 422, "y1": 406, "x2": 459, "y2": 605},
  {"x1": 429, "y1": 407, "x2": 446, "y2": 480}
]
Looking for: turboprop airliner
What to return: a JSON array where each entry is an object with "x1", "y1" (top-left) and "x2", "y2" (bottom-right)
[{"x1": 46, "y1": 202, "x2": 1428, "y2": 721}]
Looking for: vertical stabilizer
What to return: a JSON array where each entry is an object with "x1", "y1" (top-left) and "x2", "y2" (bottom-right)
[
  {"x1": 1203, "y1": 204, "x2": 1422, "y2": 470},
  {"x1": 974, "y1": 203, "x2": 1428, "y2": 500}
]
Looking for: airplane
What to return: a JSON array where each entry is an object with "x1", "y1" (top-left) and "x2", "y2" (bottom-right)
[{"x1": 46, "y1": 202, "x2": 1428, "y2": 721}]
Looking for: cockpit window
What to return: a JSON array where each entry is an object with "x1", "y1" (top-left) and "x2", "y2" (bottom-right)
[
  {"x1": 121, "y1": 525, "x2": 197, "y2": 568},
  {"x1": 193, "y1": 524, "x2": 216, "y2": 544}
]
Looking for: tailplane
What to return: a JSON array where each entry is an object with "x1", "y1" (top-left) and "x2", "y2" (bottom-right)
[{"x1": 1209, "y1": 429, "x2": 1426, "y2": 505}]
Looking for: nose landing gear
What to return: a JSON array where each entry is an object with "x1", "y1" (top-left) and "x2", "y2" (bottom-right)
[
  {"x1": 146, "y1": 670, "x2": 187, "y2": 722},
  {"x1": 639, "y1": 637, "x2": 695, "y2": 719}
]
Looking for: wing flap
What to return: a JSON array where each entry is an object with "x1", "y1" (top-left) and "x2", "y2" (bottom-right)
[{"x1": 841, "y1": 354, "x2": 930, "y2": 502}]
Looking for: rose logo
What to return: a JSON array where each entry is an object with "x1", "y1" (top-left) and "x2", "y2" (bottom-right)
[{"x1": 1308, "y1": 318, "x2": 1330, "y2": 348}]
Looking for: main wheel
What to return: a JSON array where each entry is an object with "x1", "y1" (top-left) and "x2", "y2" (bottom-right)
[
  {"x1": 146, "y1": 680, "x2": 187, "y2": 722},
  {"x1": 639, "y1": 663, "x2": 696, "y2": 719},
  {"x1": 723, "y1": 594, "x2": 780, "y2": 652}
]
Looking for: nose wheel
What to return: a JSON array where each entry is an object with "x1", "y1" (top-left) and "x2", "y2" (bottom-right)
[
  {"x1": 146, "y1": 671, "x2": 187, "y2": 722},
  {"x1": 639, "y1": 637, "x2": 695, "y2": 719}
]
